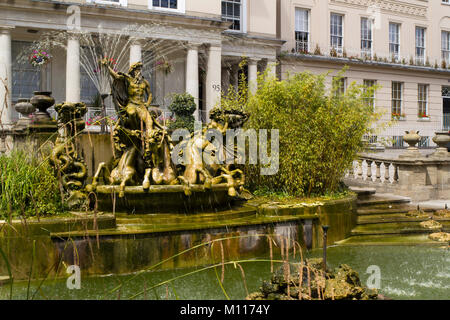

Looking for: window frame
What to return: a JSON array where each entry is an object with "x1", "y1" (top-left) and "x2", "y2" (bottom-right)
[
  {"x1": 295, "y1": 8, "x2": 310, "y2": 53},
  {"x1": 148, "y1": 0, "x2": 186, "y2": 14},
  {"x1": 361, "y1": 17, "x2": 373, "y2": 58},
  {"x1": 222, "y1": 0, "x2": 247, "y2": 33},
  {"x1": 389, "y1": 22, "x2": 401, "y2": 61},
  {"x1": 391, "y1": 81, "x2": 403, "y2": 118},
  {"x1": 415, "y1": 26, "x2": 426, "y2": 65},
  {"x1": 330, "y1": 13, "x2": 344, "y2": 54},
  {"x1": 12, "y1": 41, "x2": 42, "y2": 103},
  {"x1": 442, "y1": 30, "x2": 450, "y2": 64},
  {"x1": 363, "y1": 79, "x2": 376, "y2": 110},
  {"x1": 418, "y1": 84, "x2": 429, "y2": 117}
]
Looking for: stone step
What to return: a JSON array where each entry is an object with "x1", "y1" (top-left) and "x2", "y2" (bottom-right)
[
  {"x1": 350, "y1": 220, "x2": 450, "y2": 236},
  {"x1": 115, "y1": 205, "x2": 257, "y2": 225},
  {"x1": 356, "y1": 206, "x2": 424, "y2": 216},
  {"x1": 0, "y1": 276, "x2": 11, "y2": 285},
  {"x1": 335, "y1": 234, "x2": 444, "y2": 246},
  {"x1": 356, "y1": 214, "x2": 450, "y2": 225},
  {"x1": 356, "y1": 194, "x2": 411, "y2": 207},
  {"x1": 348, "y1": 186, "x2": 376, "y2": 199}
]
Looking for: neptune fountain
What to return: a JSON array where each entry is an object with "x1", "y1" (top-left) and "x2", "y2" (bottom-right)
[{"x1": 61, "y1": 58, "x2": 249, "y2": 213}]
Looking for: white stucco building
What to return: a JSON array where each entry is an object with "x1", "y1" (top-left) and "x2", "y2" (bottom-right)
[{"x1": 2, "y1": 0, "x2": 450, "y2": 148}]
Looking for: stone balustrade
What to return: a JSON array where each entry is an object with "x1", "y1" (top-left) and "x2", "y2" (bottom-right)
[{"x1": 344, "y1": 151, "x2": 450, "y2": 201}]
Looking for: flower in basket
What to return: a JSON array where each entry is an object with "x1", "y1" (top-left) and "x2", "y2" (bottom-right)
[
  {"x1": 392, "y1": 112, "x2": 406, "y2": 119},
  {"x1": 155, "y1": 57, "x2": 173, "y2": 75},
  {"x1": 29, "y1": 49, "x2": 51, "y2": 67}
]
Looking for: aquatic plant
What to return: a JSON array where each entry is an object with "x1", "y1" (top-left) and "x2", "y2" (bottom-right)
[{"x1": 0, "y1": 150, "x2": 66, "y2": 218}]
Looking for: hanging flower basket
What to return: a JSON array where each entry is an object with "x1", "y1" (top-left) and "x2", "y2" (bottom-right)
[
  {"x1": 155, "y1": 57, "x2": 173, "y2": 75},
  {"x1": 29, "y1": 49, "x2": 51, "y2": 67}
]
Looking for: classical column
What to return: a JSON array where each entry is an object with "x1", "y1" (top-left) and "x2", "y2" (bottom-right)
[
  {"x1": 129, "y1": 39, "x2": 142, "y2": 66},
  {"x1": 248, "y1": 58, "x2": 259, "y2": 94},
  {"x1": 266, "y1": 59, "x2": 277, "y2": 79},
  {"x1": 231, "y1": 63, "x2": 241, "y2": 92},
  {"x1": 185, "y1": 42, "x2": 200, "y2": 120},
  {"x1": 66, "y1": 35, "x2": 80, "y2": 103},
  {"x1": 205, "y1": 44, "x2": 222, "y2": 121},
  {"x1": 0, "y1": 26, "x2": 13, "y2": 128}
]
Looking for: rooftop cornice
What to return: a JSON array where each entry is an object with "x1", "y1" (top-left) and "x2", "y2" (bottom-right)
[
  {"x1": 329, "y1": 0, "x2": 428, "y2": 18},
  {"x1": 9, "y1": 0, "x2": 231, "y2": 31},
  {"x1": 282, "y1": 53, "x2": 450, "y2": 75}
]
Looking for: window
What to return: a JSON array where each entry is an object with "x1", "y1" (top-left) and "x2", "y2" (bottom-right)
[
  {"x1": 361, "y1": 18, "x2": 372, "y2": 57},
  {"x1": 391, "y1": 82, "x2": 403, "y2": 117},
  {"x1": 363, "y1": 80, "x2": 376, "y2": 109},
  {"x1": 330, "y1": 13, "x2": 343, "y2": 53},
  {"x1": 389, "y1": 23, "x2": 400, "y2": 61},
  {"x1": 149, "y1": 0, "x2": 185, "y2": 13},
  {"x1": 392, "y1": 136, "x2": 404, "y2": 148},
  {"x1": 419, "y1": 137, "x2": 430, "y2": 148},
  {"x1": 80, "y1": 68, "x2": 98, "y2": 105},
  {"x1": 442, "y1": 31, "x2": 450, "y2": 64},
  {"x1": 415, "y1": 27, "x2": 426, "y2": 65},
  {"x1": 87, "y1": 0, "x2": 127, "y2": 6},
  {"x1": 333, "y1": 76, "x2": 346, "y2": 95},
  {"x1": 418, "y1": 84, "x2": 428, "y2": 117},
  {"x1": 222, "y1": 0, "x2": 244, "y2": 32},
  {"x1": 12, "y1": 41, "x2": 41, "y2": 102},
  {"x1": 295, "y1": 8, "x2": 309, "y2": 53}
]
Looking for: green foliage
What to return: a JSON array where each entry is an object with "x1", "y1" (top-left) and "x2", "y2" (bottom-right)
[
  {"x1": 0, "y1": 151, "x2": 66, "y2": 219},
  {"x1": 168, "y1": 93, "x2": 197, "y2": 132},
  {"x1": 232, "y1": 68, "x2": 379, "y2": 197}
]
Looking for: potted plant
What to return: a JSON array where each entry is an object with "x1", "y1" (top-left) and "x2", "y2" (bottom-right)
[
  {"x1": 392, "y1": 112, "x2": 406, "y2": 120},
  {"x1": 418, "y1": 112, "x2": 430, "y2": 120},
  {"x1": 168, "y1": 93, "x2": 197, "y2": 133}
]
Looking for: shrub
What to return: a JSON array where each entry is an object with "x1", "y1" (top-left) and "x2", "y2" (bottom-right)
[
  {"x1": 0, "y1": 151, "x2": 65, "y2": 219},
  {"x1": 238, "y1": 68, "x2": 379, "y2": 197},
  {"x1": 168, "y1": 93, "x2": 197, "y2": 132}
]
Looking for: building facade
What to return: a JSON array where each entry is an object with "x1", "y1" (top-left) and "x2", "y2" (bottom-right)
[
  {"x1": 279, "y1": 0, "x2": 450, "y2": 148},
  {"x1": 1, "y1": 0, "x2": 450, "y2": 148},
  {"x1": 0, "y1": 0, "x2": 280, "y2": 126}
]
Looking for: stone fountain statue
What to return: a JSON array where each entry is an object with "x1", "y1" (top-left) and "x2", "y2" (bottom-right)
[
  {"x1": 87, "y1": 58, "x2": 247, "y2": 212},
  {"x1": 50, "y1": 102, "x2": 88, "y2": 209},
  {"x1": 90, "y1": 59, "x2": 177, "y2": 197}
]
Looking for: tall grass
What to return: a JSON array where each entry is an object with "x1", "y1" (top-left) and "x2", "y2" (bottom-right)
[{"x1": 0, "y1": 150, "x2": 66, "y2": 219}]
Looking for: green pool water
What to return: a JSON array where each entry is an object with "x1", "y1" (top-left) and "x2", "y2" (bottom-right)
[{"x1": 1, "y1": 245, "x2": 448, "y2": 300}]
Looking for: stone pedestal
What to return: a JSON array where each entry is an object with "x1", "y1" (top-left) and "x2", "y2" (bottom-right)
[{"x1": 430, "y1": 131, "x2": 450, "y2": 159}]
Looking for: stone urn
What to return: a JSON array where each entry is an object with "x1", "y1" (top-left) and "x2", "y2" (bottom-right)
[
  {"x1": 14, "y1": 98, "x2": 35, "y2": 127},
  {"x1": 400, "y1": 130, "x2": 421, "y2": 158},
  {"x1": 30, "y1": 91, "x2": 55, "y2": 123},
  {"x1": 432, "y1": 131, "x2": 450, "y2": 157},
  {"x1": 403, "y1": 130, "x2": 421, "y2": 149}
]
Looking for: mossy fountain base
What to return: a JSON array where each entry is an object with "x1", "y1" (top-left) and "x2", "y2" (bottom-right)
[
  {"x1": 0, "y1": 196, "x2": 357, "y2": 280},
  {"x1": 93, "y1": 183, "x2": 237, "y2": 214}
]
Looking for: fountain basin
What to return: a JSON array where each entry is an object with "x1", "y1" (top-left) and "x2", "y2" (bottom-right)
[{"x1": 94, "y1": 183, "x2": 238, "y2": 214}]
